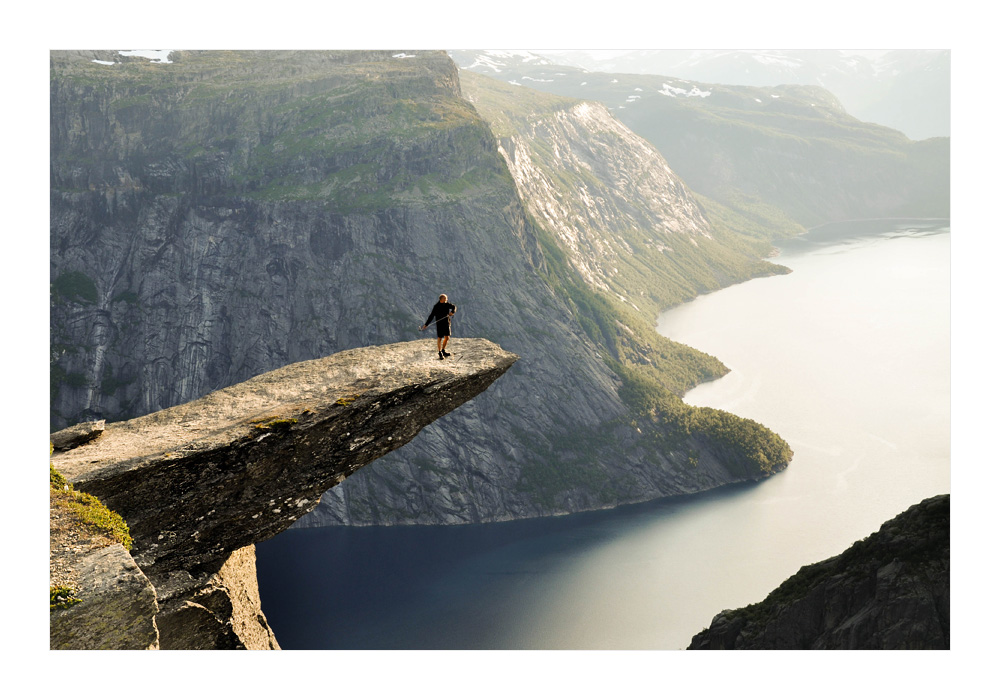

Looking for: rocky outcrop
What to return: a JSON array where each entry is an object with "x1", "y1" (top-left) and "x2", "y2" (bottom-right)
[
  {"x1": 50, "y1": 544, "x2": 159, "y2": 650},
  {"x1": 50, "y1": 420, "x2": 105, "y2": 451},
  {"x1": 153, "y1": 545, "x2": 279, "y2": 650},
  {"x1": 50, "y1": 338, "x2": 517, "y2": 648},
  {"x1": 688, "y1": 494, "x2": 950, "y2": 649}
]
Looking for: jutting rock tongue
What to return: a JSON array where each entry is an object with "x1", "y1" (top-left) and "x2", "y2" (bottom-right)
[
  {"x1": 50, "y1": 338, "x2": 517, "y2": 649},
  {"x1": 53, "y1": 338, "x2": 517, "y2": 575}
]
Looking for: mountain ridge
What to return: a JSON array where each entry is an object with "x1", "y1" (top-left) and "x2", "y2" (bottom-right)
[
  {"x1": 461, "y1": 49, "x2": 950, "y2": 140},
  {"x1": 453, "y1": 50, "x2": 950, "y2": 229}
]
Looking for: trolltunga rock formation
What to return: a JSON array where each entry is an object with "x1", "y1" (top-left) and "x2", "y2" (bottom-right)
[{"x1": 50, "y1": 338, "x2": 517, "y2": 649}]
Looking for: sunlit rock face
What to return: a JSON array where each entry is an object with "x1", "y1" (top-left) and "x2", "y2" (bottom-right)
[
  {"x1": 49, "y1": 544, "x2": 160, "y2": 650},
  {"x1": 51, "y1": 338, "x2": 518, "y2": 648},
  {"x1": 53, "y1": 339, "x2": 518, "y2": 574},
  {"x1": 460, "y1": 69, "x2": 781, "y2": 321},
  {"x1": 496, "y1": 101, "x2": 712, "y2": 303}
]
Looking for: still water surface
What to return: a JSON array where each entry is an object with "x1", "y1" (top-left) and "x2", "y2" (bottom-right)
[{"x1": 256, "y1": 219, "x2": 950, "y2": 649}]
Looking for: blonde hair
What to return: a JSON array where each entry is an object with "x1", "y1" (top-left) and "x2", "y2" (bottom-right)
[{"x1": 439, "y1": 294, "x2": 448, "y2": 301}]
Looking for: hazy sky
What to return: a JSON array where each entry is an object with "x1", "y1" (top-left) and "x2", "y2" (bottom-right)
[{"x1": 533, "y1": 48, "x2": 894, "y2": 60}]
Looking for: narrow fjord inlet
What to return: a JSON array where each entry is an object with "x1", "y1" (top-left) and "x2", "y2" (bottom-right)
[{"x1": 256, "y1": 220, "x2": 950, "y2": 649}]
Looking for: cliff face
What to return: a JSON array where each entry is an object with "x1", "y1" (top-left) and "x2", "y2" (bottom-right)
[
  {"x1": 688, "y1": 494, "x2": 950, "y2": 650},
  {"x1": 50, "y1": 338, "x2": 517, "y2": 649},
  {"x1": 51, "y1": 50, "x2": 512, "y2": 427},
  {"x1": 460, "y1": 70, "x2": 785, "y2": 320},
  {"x1": 51, "y1": 50, "x2": 790, "y2": 529}
]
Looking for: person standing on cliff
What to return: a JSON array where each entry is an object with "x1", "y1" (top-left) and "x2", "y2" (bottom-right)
[{"x1": 421, "y1": 294, "x2": 456, "y2": 360}]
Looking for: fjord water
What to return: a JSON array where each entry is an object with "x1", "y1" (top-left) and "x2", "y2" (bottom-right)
[{"x1": 256, "y1": 220, "x2": 950, "y2": 649}]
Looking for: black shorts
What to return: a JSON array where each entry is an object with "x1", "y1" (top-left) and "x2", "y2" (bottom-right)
[{"x1": 435, "y1": 319, "x2": 450, "y2": 338}]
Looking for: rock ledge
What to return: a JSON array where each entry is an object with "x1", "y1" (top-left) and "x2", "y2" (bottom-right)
[{"x1": 51, "y1": 338, "x2": 516, "y2": 648}]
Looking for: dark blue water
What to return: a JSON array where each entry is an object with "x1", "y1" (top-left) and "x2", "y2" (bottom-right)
[
  {"x1": 257, "y1": 485, "x2": 756, "y2": 649},
  {"x1": 256, "y1": 219, "x2": 950, "y2": 650}
]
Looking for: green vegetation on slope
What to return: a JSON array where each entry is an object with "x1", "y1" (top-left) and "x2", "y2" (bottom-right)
[
  {"x1": 460, "y1": 70, "x2": 581, "y2": 137},
  {"x1": 455, "y1": 71, "x2": 794, "y2": 488},
  {"x1": 50, "y1": 585, "x2": 83, "y2": 611},
  {"x1": 461, "y1": 69, "x2": 792, "y2": 323},
  {"x1": 52, "y1": 50, "x2": 502, "y2": 213},
  {"x1": 619, "y1": 81, "x2": 950, "y2": 228},
  {"x1": 50, "y1": 464, "x2": 133, "y2": 551},
  {"x1": 695, "y1": 191, "x2": 804, "y2": 245},
  {"x1": 459, "y1": 61, "x2": 948, "y2": 229},
  {"x1": 50, "y1": 459, "x2": 134, "y2": 612},
  {"x1": 532, "y1": 221, "x2": 792, "y2": 481}
]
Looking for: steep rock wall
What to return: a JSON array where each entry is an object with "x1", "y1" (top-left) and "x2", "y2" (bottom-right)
[{"x1": 461, "y1": 70, "x2": 785, "y2": 320}]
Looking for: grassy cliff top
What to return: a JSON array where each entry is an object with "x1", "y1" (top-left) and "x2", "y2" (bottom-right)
[
  {"x1": 52, "y1": 50, "x2": 455, "y2": 88},
  {"x1": 50, "y1": 463, "x2": 133, "y2": 610},
  {"x1": 460, "y1": 69, "x2": 582, "y2": 137},
  {"x1": 50, "y1": 50, "x2": 502, "y2": 208}
]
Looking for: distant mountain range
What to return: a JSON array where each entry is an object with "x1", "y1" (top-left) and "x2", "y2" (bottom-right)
[
  {"x1": 452, "y1": 50, "x2": 949, "y2": 229},
  {"x1": 455, "y1": 49, "x2": 950, "y2": 141}
]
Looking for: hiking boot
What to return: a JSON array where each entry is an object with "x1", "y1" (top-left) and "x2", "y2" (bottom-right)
[
  {"x1": 438, "y1": 350, "x2": 444, "y2": 360},
  {"x1": 442, "y1": 351, "x2": 451, "y2": 358}
]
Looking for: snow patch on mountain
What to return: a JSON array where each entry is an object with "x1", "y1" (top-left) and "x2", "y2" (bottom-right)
[
  {"x1": 119, "y1": 50, "x2": 173, "y2": 64},
  {"x1": 464, "y1": 50, "x2": 552, "y2": 73},
  {"x1": 658, "y1": 83, "x2": 711, "y2": 98}
]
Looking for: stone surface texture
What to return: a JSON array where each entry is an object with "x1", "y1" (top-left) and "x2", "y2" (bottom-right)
[
  {"x1": 50, "y1": 544, "x2": 159, "y2": 650},
  {"x1": 53, "y1": 338, "x2": 516, "y2": 573},
  {"x1": 50, "y1": 420, "x2": 106, "y2": 452},
  {"x1": 154, "y1": 546, "x2": 279, "y2": 650}
]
